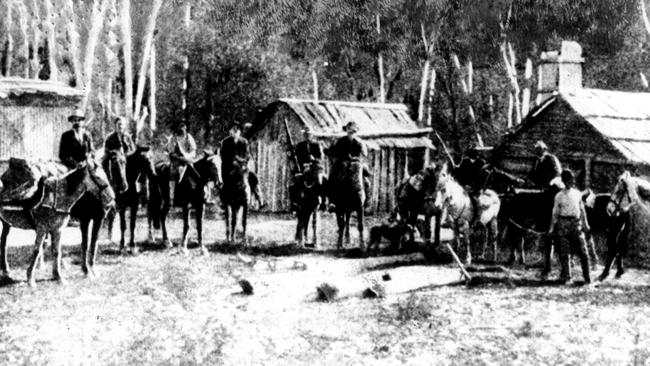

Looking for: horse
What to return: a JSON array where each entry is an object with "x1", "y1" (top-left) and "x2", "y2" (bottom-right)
[
  {"x1": 331, "y1": 158, "x2": 366, "y2": 250},
  {"x1": 105, "y1": 149, "x2": 157, "y2": 253},
  {"x1": 0, "y1": 161, "x2": 114, "y2": 286},
  {"x1": 150, "y1": 153, "x2": 221, "y2": 253},
  {"x1": 598, "y1": 171, "x2": 650, "y2": 280},
  {"x1": 221, "y1": 157, "x2": 251, "y2": 244},
  {"x1": 432, "y1": 162, "x2": 501, "y2": 265},
  {"x1": 293, "y1": 161, "x2": 328, "y2": 248}
]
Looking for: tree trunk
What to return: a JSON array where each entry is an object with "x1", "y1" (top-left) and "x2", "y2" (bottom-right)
[
  {"x1": 14, "y1": 1, "x2": 30, "y2": 78},
  {"x1": 120, "y1": 0, "x2": 133, "y2": 120},
  {"x1": 62, "y1": 0, "x2": 82, "y2": 86},
  {"x1": 83, "y1": 0, "x2": 109, "y2": 109},
  {"x1": 376, "y1": 14, "x2": 385, "y2": 103},
  {"x1": 426, "y1": 68, "x2": 436, "y2": 128},
  {"x1": 148, "y1": 42, "x2": 157, "y2": 131},
  {"x1": 641, "y1": 0, "x2": 650, "y2": 35},
  {"x1": 3, "y1": 0, "x2": 14, "y2": 77},
  {"x1": 417, "y1": 59, "x2": 430, "y2": 124},
  {"x1": 312, "y1": 68, "x2": 319, "y2": 100},
  {"x1": 43, "y1": 0, "x2": 58, "y2": 81},
  {"x1": 180, "y1": 3, "x2": 191, "y2": 122},
  {"x1": 134, "y1": 0, "x2": 163, "y2": 121},
  {"x1": 521, "y1": 58, "x2": 533, "y2": 116}
]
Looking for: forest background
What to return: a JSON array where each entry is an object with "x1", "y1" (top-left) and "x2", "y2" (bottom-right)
[{"x1": 2, "y1": 0, "x2": 649, "y2": 155}]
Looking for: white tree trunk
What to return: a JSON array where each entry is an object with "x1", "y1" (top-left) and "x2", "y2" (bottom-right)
[
  {"x1": 426, "y1": 68, "x2": 436, "y2": 127},
  {"x1": 180, "y1": 3, "x2": 191, "y2": 119},
  {"x1": 148, "y1": 42, "x2": 157, "y2": 131},
  {"x1": 14, "y1": 2, "x2": 30, "y2": 78},
  {"x1": 376, "y1": 14, "x2": 385, "y2": 103},
  {"x1": 62, "y1": 0, "x2": 82, "y2": 86},
  {"x1": 43, "y1": 0, "x2": 58, "y2": 80},
  {"x1": 641, "y1": 0, "x2": 650, "y2": 35},
  {"x1": 312, "y1": 69, "x2": 319, "y2": 100},
  {"x1": 3, "y1": 0, "x2": 14, "y2": 77},
  {"x1": 134, "y1": 0, "x2": 163, "y2": 121},
  {"x1": 417, "y1": 59, "x2": 430, "y2": 124},
  {"x1": 507, "y1": 93, "x2": 514, "y2": 129},
  {"x1": 82, "y1": 0, "x2": 109, "y2": 109},
  {"x1": 521, "y1": 58, "x2": 533, "y2": 116},
  {"x1": 120, "y1": 0, "x2": 133, "y2": 119}
]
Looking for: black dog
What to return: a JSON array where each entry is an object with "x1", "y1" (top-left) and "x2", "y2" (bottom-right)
[{"x1": 368, "y1": 220, "x2": 416, "y2": 255}]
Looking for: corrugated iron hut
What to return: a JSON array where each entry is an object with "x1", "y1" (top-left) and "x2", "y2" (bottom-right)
[
  {"x1": 492, "y1": 42, "x2": 650, "y2": 192},
  {"x1": 247, "y1": 99, "x2": 435, "y2": 213},
  {"x1": 0, "y1": 78, "x2": 84, "y2": 171}
]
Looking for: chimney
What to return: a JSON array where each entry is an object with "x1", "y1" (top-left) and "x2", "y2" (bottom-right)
[{"x1": 536, "y1": 41, "x2": 584, "y2": 104}]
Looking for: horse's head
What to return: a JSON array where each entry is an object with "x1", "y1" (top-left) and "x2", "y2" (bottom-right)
[
  {"x1": 106, "y1": 152, "x2": 128, "y2": 193},
  {"x1": 607, "y1": 171, "x2": 635, "y2": 216},
  {"x1": 196, "y1": 152, "x2": 222, "y2": 185},
  {"x1": 83, "y1": 165, "x2": 116, "y2": 210},
  {"x1": 128, "y1": 149, "x2": 157, "y2": 181},
  {"x1": 0, "y1": 158, "x2": 42, "y2": 202}
]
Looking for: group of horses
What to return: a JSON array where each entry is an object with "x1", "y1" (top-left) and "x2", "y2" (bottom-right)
[{"x1": 0, "y1": 147, "x2": 648, "y2": 287}]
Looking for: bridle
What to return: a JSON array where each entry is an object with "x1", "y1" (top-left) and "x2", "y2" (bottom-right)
[{"x1": 608, "y1": 177, "x2": 633, "y2": 215}]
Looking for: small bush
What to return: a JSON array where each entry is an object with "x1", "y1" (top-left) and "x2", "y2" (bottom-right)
[{"x1": 395, "y1": 294, "x2": 432, "y2": 322}]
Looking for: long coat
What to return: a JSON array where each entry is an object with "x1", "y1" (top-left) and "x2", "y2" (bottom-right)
[
  {"x1": 59, "y1": 129, "x2": 94, "y2": 168},
  {"x1": 295, "y1": 140, "x2": 324, "y2": 167},
  {"x1": 104, "y1": 131, "x2": 135, "y2": 157}
]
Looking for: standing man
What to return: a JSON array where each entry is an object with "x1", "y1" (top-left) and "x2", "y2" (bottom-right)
[
  {"x1": 548, "y1": 169, "x2": 591, "y2": 284},
  {"x1": 167, "y1": 120, "x2": 197, "y2": 205},
  {"x1": 328, "y1": 121, "x2": 370, "y2": 209},
  {"x1": 102, "y1": 117, "x2": 135, "y2": 179},
  {"x1": 531, "y1": 140, "x2": 562, "y2": 189},
  {"x1": 219, "y1": 122, "x2": 264, "y2": 207},
  {"x1": 59, "y1": 109, "x2": 95, "y2": 169}
]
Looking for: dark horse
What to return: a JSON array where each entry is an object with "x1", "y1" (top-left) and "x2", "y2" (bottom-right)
[
  {"x1": 331, "y1": 158, "x2": 366, "y2": 250},
  {"x1": 150, "y1": 153, "x2": 221, "y2": 254},
  {"x1": 598, "y1": 171, "x2": 650, "y2": 280},
  {"x1": 222, "y1": 157, "x2": 251, "y2": 244},
  {"x1": 105, "y1": 149, "x2": 157, "y2": 254},
  {"x1": 293, "y1": 162, "x2": 328, "y2": 247}
]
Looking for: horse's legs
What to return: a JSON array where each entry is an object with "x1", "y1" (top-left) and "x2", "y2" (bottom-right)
[
  {"x1": 231, "y1": 206, "x2": 239, "y2": 244},
  {"x1": 242, "y1": 204, "x2": 248, "y2": 245},
  {"x1": 336, "y1": 212, "x2": 345, "y2": 250},
  {"x1": 80, "y1": 217, "x2": 90, "y2": 275},
  {"x1": 312, "y1": 209, "x2": 319, "y2": 248},
  {"x1": 87, "y1": 217, "x2": 101, "y2": 278},
  {"x1": 118, "y1": 208, "x2": 127, "y2": 253},
  {"x1": 196, "y1": 202, "x2": 206, "y2": 254},
  {"x1": 51, "y1": 230, "x2": 65, "y2": 284},
  {"x1": 225, "y1": 205, "x2": 231, "y2": 243},
  {"x1": 488, "y1": 219, "x2": 499, "y2": 263},
  {"x1": 344, "y1": 212, "x2": 351, "y2": 245},
  {"x1": 357, "y1": 208, "x2": 365, "y2": 251},
  {"x1": 180, "y1": 205, "x2": 190, "y2": 253},
  {"x1": 27, "y1": 231, "x2": 46, "y2": 287},
  {"x1": 106, "y1": 209, "x2": 115, "y2": 243},
  {"x1": 295, "y1": 210, "x2": 305, "y2": 246},
  {"x1": 129, "y1": 203, "x2": 140, "y2": 254},
  {"x1": 1, "y1": 221, "x2": 10, "y2": 278},
  {"x1": 461, "y1": 223, "x2": 471, "y2": 265}
]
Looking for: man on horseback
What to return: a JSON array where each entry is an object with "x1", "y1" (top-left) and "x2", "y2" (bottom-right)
[
  {"x1": 167, "y1": 120, "x2": 197, "y2": 206},
  {"x1": 102, "y1": 117, "x2": 135, "y2": 192},
  {"x1": 59, "y1": 109, "x2": 95, "y2": 170},
  {"x1": 455, "y1": 144, "x2": 488, "y2": 196},
  {"x1": 327, "y1": 121, "x2": 370, "y2": 210},
  {"x1": 289, "y1": 128, "x2": 324, "y2": 211},
  {"x1": 219, "y1": 122, "x2": 264, "y2": 207}
]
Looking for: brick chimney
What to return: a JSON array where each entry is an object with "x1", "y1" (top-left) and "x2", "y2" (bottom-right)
[{"x1": 537, "y1": 41, "x2": 584, "y2": 104}]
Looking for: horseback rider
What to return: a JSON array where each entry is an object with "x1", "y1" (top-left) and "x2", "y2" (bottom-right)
[
  {"x1": 327, "y1": 120, "x2": 371, "y2": 209},
  {"x1": 59, "y1": 109, "x2": 95, "y2": 170},
  {"x1": 548, "y1": 169, "x2": 591, "y2": 284},
  {"x1": 289, "y1": 128, "x2": 325, "y2": 211},
  {"x1": 167, "y1": 119, "x2": 197, "y2": 205},
  {"x1": 102, "y1": 117, "x2": 135, "y2": 185},
  {"x1": 455, "y1": 144, "x2": 488, "y2": 195},
  {"x1": 219, "y1": 122, "x2": 264, "y2": 207}
]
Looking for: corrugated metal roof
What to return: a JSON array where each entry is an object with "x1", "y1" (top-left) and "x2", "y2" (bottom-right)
[
  {"x1": 280, "y1": 98, "x2": 428, "y2": 137},
  {"x1": 0, "y1": 77, "x2": 84, "y2": 100},
  {"x1": 561, "y1": 89, "x2": 650, "y2": 165}
]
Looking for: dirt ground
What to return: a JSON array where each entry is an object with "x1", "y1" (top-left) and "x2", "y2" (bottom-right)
[{"x1": 1, "y1": 207, "x2": 650, "y2": 365}]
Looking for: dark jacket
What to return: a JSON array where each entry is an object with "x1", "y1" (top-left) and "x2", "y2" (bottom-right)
[
  {"x1": 455, "y1": 157, "x2": 486, "y2": 191},
  {"x1": 59, "y1": 129, "x2": 94, "y2": 168},
  {"x1": 532, "y1": 152, "x2": 562, "y2": 188},
  {"x1": 220, "y1": 135, "x2": 250, "y2": 170},
  {"x1": 104, "y1": 131, "x2": 135, "y2": 157},
  {"x1": 295, "y1": 140, "x2": 323, "y2": 167},
  {"x1": 330, "y1": 136, "x2": 366, "y2": 162}
]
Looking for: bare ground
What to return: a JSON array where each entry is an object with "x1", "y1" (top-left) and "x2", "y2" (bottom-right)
[{"x1": 1, "y1": 207, "x2": 650, "y2": 366}]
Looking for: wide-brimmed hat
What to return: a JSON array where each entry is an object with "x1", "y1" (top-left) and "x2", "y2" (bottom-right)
[
  {"x1": 343, "y1": 121, "x2": 359, "y2": 132},
  {"x1": 534, "y1": 140, "x2": 548, "y2": 150},
  {"x1": 68, "y1": 109, "x2": 86, "y2": 122}
]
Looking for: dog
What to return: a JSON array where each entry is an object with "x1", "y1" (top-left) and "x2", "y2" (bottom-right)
[{"x1": 368, "y1": 218, "x2": 417, "y2": 255}]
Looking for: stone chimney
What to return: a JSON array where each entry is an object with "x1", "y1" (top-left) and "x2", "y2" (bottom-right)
[{"x1": 536, "y1": 41, "x2": 584, "y2": 104}]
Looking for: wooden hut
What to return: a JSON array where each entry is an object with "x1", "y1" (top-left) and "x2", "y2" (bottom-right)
[
  {"x1": 492, "y1": 42, "x2": 650, "y2": 192},
  {"x1": 0, "y1": 78, "x2": 84, "y2": 171},
  {"x1": 247, "y1": 99, "x2": 434, "y2": 213},
  {"x1": 492, "y1": 89, "x2": 650, "y2": 192}
]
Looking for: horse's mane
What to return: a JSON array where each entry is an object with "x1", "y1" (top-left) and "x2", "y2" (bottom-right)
[{"x1": 631, "y1": 176, "x2": 650, "y2": 202}]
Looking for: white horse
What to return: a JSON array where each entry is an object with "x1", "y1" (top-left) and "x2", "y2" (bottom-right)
[{"x1": 433, "y1": 162, "x2": 501, "y2": 265}]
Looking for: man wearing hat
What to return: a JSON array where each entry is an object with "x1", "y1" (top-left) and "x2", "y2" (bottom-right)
[
  {"x1": 167, "y1": 120, "x2": 197, "y2": 205},
  {"x1": 59, "y1": 108, "x2": 95, "y2": 169},
  {"x1": 219, "y1": 122, "x2": 264, "y2": 207},
  {"x1": 531, "y1": 140, "x2": 562, "y2": 189},
  {"x1": 289, "y1": 128, "x2": 325, "y2": 211},
  {"x1": 328, "y1": 121, "x2": 370, "y2": 207},
  {"x1": 102, "y1": 117, "x2": 135, "y2": 181},
  {"x1": 548, "y1": 169, "x2": 591, "y2": 284},
  {"x1": 455, "y1": 143, "x2": 488, "y2": 194}
]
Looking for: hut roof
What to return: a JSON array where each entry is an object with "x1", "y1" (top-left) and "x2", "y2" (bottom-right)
[
  {"x1": 252, "y1": 99, "x2": 434, "y2": 149},
  {"x1": 0, "y1": 77, "x2": 84, "y2": 104},
  {"x1": 505, "y1": 88, "x2": 650, "y2": 165}
]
